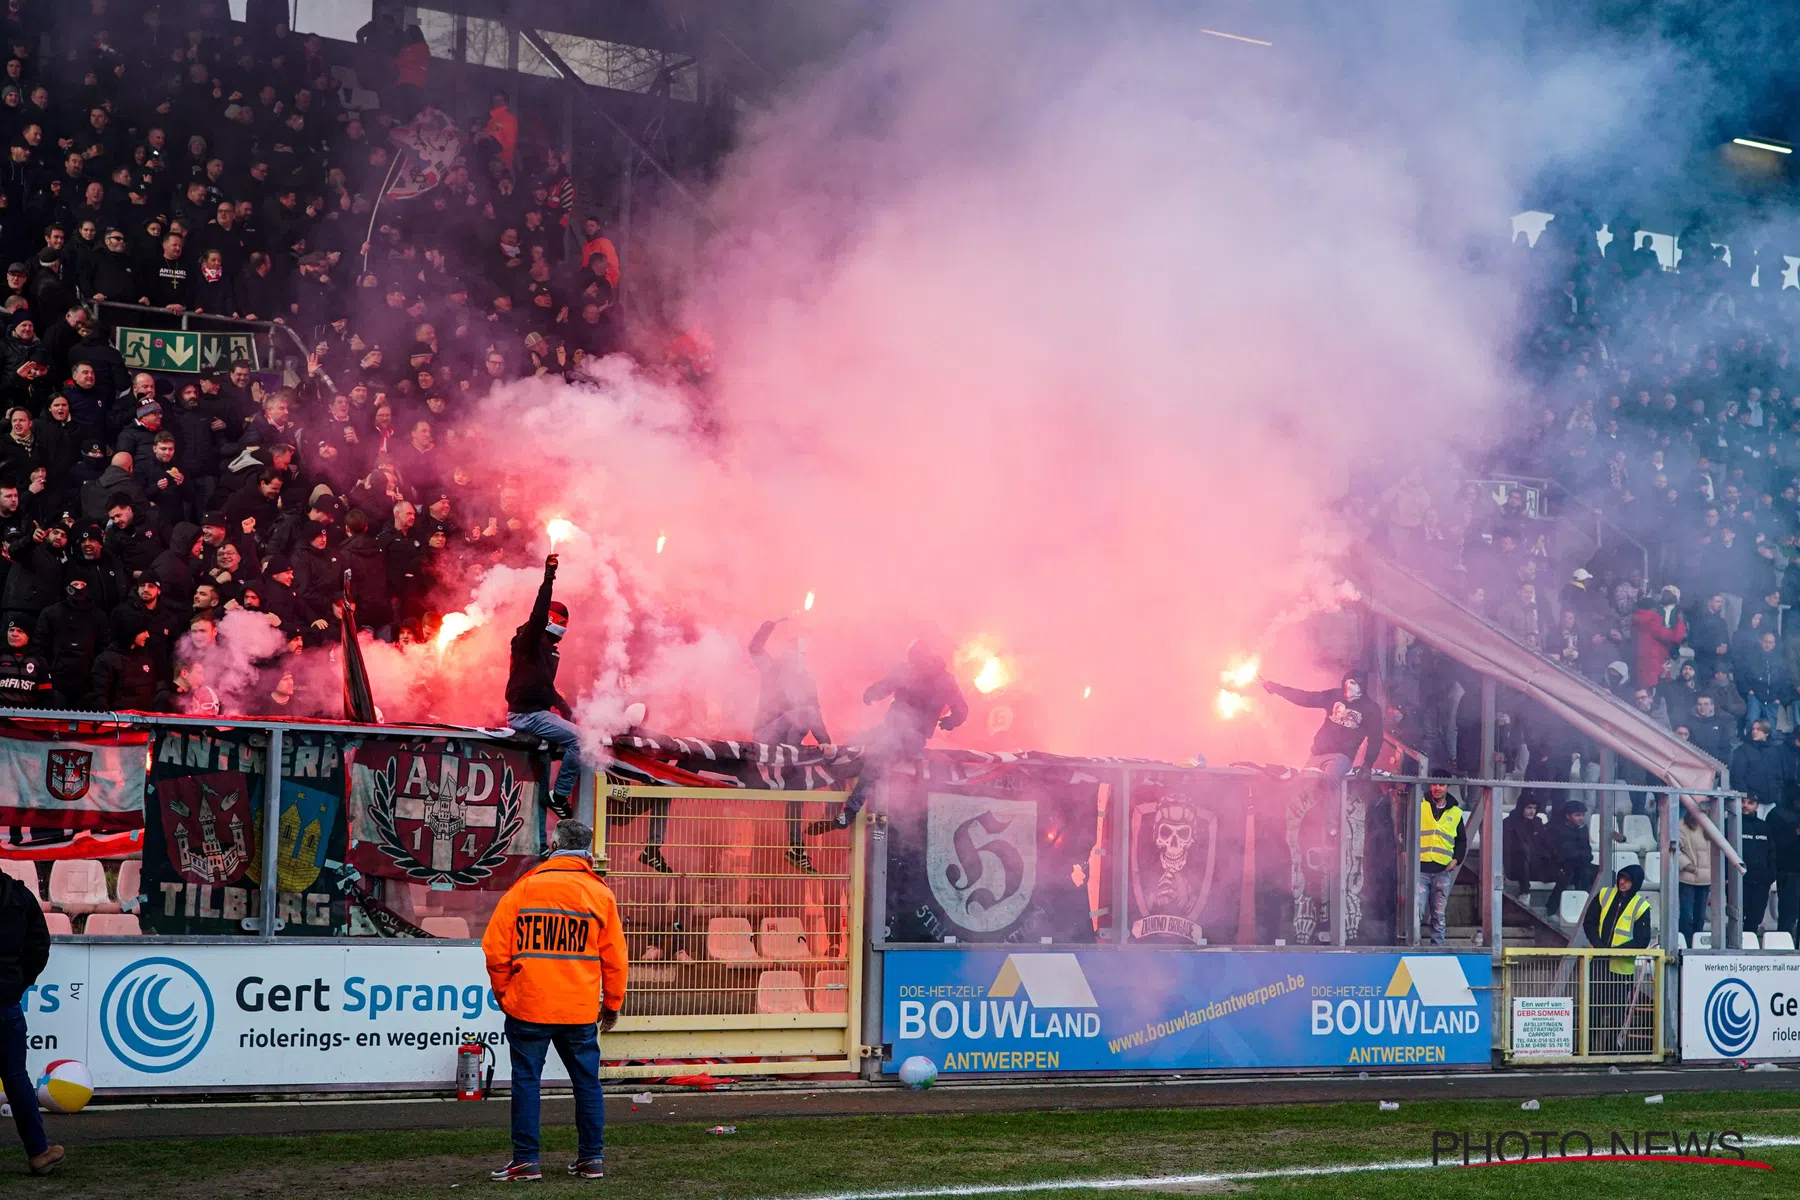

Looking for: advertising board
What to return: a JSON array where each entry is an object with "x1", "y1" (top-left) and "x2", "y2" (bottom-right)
[
  {"x1": 1680, "y1": 954, "x2": 1800, "y2": 1061},
  {"x1": 882, "y1": 949, "x2": 1493, "y2": 1074},
  {"x1": 18, "y1": 942, "x2": 568, "y2": 1091}
]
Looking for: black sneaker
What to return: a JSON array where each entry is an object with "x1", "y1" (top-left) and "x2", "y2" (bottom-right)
[
  {"x1": 639, "y1": 847, "x2": 673, "y2": 874},
  {"x1": 547, "y1": 794, "x2": 574, "y2": 820},
  {"x1": 490, "y1": 1159, "x2": 543, "y2": 1182},
  {"x1": 568, "y1": 1159, "x2": 605, "y2": 1180},
  {"x1": 785, "y1": 847, "x2": 818, "y2": 874}
]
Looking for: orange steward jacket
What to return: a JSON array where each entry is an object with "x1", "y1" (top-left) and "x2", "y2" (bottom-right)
[{"x1": 483, "y1": 854, "x2": 628, "y2": 1024}]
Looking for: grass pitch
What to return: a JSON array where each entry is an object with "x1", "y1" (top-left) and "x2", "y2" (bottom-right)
[{"x1": 2, "y1": 1088, "x2": 1797, "y2": 1199}]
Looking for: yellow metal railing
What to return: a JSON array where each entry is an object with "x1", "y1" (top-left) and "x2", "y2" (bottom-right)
[
  {"x1": 1501, "y1": 948, "x2": 1665, "y2": 1063},
  {"x1": 596, "y1": 783, "x2": 864, "y2": 1079}
]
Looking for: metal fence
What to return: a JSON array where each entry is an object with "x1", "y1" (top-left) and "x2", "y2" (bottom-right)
[
  {"x1": 597, "y1": 784, "x2": 866, "y2": 1078},
  {"x1": 1501, "y1": 948, "x2": 1665, "y2": 1063}
]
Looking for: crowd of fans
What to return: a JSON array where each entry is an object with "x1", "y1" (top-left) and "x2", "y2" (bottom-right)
[
  {"x1": 1376, "y1": 212, "x2": 1800, "y2": 941},
  {"x1": 0, "y1": 2, "x2": 690, "y2": 720}
]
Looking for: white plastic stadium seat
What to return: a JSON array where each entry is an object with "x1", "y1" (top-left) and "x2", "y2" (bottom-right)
[
  {"x1": 1763, "y1": 932, "x2": 1797, "y2": 951},
  {"x1": 1677, "y1": 933, "x2": 1688, "y2": 949},
  {"x1": 1641, "y1": 853, "x2": 1662, "y2": 888},
  {"x1": 114, "y1": 859, "x2": 142, "y2": 912},
  {"x1": 1742, "y1": 933, "x2": 1761, "y2": 950},
  {"x1": 1559, "y1": 890, "x2": 1588, "y2": 925},
  {"x1": 754, "y1": 969, "x2": 810, "y2": 1014},
  {"x1": 1587, "y1": 815, "x2": 1601, "y2": 854},
  {"x1": 705, "y1": 917, "x2": 759, "y2": 962},
  {"x1": 1622, "y1": 815, "x2": 1656, "y2": 852},
  {"x1": 758, "y1": 917, "x2": 809, "y2": 960},
  {"x1": 42, "y1": 913, "x2": 72, "y2": 935},
  {"x1": 1694, "y1": 931, "x2": 1712, "y2": 949},
  {"x1": 83, "y1": 913, "x2": 140, "y2": 936},
  {"x1": 49, "y1": 860, "x2": 117, "y2": 915},
  {"x1": 1609, "y1": 851, "x2": 1639, "y2": 874},
  {"x1": 420, "y1": 917, "x2": 471, "y2": 939},
  {"x1": 0, "y1": 860, "x2": 46, "y2": 910},
  {"x1": 812, "y1": 969, "x2": 849, "y2": 1013}
]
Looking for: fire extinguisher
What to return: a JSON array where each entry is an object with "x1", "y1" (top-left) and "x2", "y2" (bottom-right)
[{"x1": 456, "y1": 1040, "x2": 496, "y2": 1101}]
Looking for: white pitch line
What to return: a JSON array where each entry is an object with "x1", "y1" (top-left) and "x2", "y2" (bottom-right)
[{"x1": 776, "y1": 1135, "x2": 1800, "y2": 1200}]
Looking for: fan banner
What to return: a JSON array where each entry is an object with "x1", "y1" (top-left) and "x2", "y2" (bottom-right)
[
  {"x1": 0, "y1": 728, "x2": 149, "y2": 830},
  {"x1": 142, "y1": 727, "x2": 352, "y2": 936},
  {"x1": 346, "y1": 739, "x2": 546, "y2": 890}
]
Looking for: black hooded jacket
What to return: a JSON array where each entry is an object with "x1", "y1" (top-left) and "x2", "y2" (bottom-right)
[
  {"x1": 1265, "y1": 671, "x2": 1384, "y2": 767},
  {"x1": 90, "y1": 607, "x2": 158, "y2": 710},
  {"x1": 1582, "y1": 863, "x2": 1653, "y2": 950},
  {"x1": 0, "y1": 872, "x2": 50, "y2": 1009},
  {"x1": 505, "y1": 558, "x2": 569, "y2": 717},
  {"x1": 34, "y1": 585, "x2": 108, "y2": 706}
]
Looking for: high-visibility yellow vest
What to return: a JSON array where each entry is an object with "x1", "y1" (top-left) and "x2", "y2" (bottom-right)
[
  {"x1": 1419, "y1": 799, "x2": 1464, "y2": 867},
  {"x1": 1594, "y1": 885, "x2": 1652, "y2": 975}
]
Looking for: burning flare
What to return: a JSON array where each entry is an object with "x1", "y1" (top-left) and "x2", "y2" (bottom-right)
[
  {"x1": 804, "y1": 590, "x2": 816, "y2": 611},
  {"x1": 1215, "y1": 654, "x2": 1259, "y2": 720},
  {"x1": 1215, "y1": 689, "x2": 1252, "y2": 720},
  {"x1": 1220, "y1": 655, "x2": 1260, "y2": 689},
  {"x1": 655, "y1": 532, "x2": 667, "y2": 554},
  {"x1": 973, "y1": 656, "x2": 1011, "y2": 695},
  {"x1": 436, "y1": 611, "x2": 480, "y2": 655},
  {"x1": 545, "y1": 518, "x2": 578, "y2": 549}
]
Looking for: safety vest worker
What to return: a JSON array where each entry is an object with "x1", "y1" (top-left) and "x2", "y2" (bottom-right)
[
  {"x1": 1419, "y1": 793, "x2": 1466, "y2": 867},
  {"x1": 483, "y1": 829, "x2": 629, "y2": 1025},
  {"x1": 1582, "y1": 863, "x2": 1653, "y2": 975}
]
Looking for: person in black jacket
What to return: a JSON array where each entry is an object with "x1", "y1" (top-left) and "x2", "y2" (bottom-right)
[
  {"x1": 749, "y1": 616, "x2": 831, "y2": 871},
  {"x1": 1687, "y1": 694, "x2": 1733, "y2": 765},
  {"x1": 1503, "y1": 793, "x2": 1546, "y2": 893},
  {"x1": 0, "y1": 861, "x2": 59, "y2": 1174},
  {"x1": 80, "y1": 226, "x2": 137, "y2": 301},
  {"x1": 34, "y1": 577, "x2": 106, "y2": 708},
  {"x1": 0, "y1": 521, "x2": 63, "y2": 629},
  {"x1": 810, "y1": 638, "x2": 968, "y2": 835},
  {"x1": 1741, "y1": 794, "x2": 1775, "y2": 934},
  {"x1": 90, "y1": 606, "x2": 156, "y2": 710},
  {"x1": 0, "y1": 615, "x2": 51, "y2": 707},
  {"x1": 505, "y1": 553, "x2": 579, "y2": 820},
  {"x1": 1262, "y1": 669, "x2": 1384, "y2": 778},
  {"x1": 1544, "y1": 800, "x2": 1596, "y2": 916},
  {"x1": 337, "y1": 509, "x2": 393, "y2": 634},
  {"x1": 1731, "y1": 719, "x2": 1787, "y2": 809}
]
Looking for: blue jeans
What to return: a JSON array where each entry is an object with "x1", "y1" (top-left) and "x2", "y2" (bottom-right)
[
  {"x1": 0, "y1": 1003, "x2": 49, "y2": 1157},
  {"x1": 1679, "y1": 882, "x2": 1710, "y2": 942},
  {"x1": 505, "y1": 1017, "x2": 605, "y2": 1162},
  {"x1": 1417, "y1": 867, "x2": 1456, "y2": 945},
  {"x1": 509, "y1": 710, "x2": 585, "y2": 802}
]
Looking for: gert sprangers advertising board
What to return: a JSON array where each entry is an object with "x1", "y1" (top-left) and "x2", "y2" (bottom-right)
[
  {"x1": 882, "y1": 950, "x2": 1492, "y2": 1074},
  {"x1": 15, "y1": 943, "x2": 569, "y2": 1091},
  {"x1": 1680, "y1": 954, "x2": 1800, "y2": 1061}
]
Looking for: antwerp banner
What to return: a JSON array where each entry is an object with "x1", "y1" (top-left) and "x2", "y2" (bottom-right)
[{"x1": 0, "y1": 728, "x2": 149, "y2": 830}]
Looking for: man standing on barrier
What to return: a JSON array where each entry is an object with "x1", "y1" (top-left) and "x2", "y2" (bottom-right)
[
  {"x1": 506, "y1": 553, "x2": 580, "y2": 819},
  {"x1": 750, "y1": 615, "x2": 832, "y2": 873},
  {"x1": 810, "y1": 639, "x2": 966, "y2": 833},
  {"x1": 483, "y1": 819, "x2": 628, "y2": 1183},
  {"x1": 1261, "y1": 669, "x2": 1383, "y2": 781}
]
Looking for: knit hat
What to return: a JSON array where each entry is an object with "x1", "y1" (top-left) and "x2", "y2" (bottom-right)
[
  {"x1": 136, "y1": 400, "x2": 161, "y2": 419},
  {"x1": 201, "y1": 510, "x2": 227, "y2": 530},
  {"x1": 264, "y1": 554, "x2": 293, "y2": 576}
]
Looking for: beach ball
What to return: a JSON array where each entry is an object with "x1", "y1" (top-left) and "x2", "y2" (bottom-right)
[
  {"x1": 898, "y1": 1055, "x2": 938, "y2": 1090},
  {"x1": 36, "y1": 1060, "x2": 93, "y2": 1113}
]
